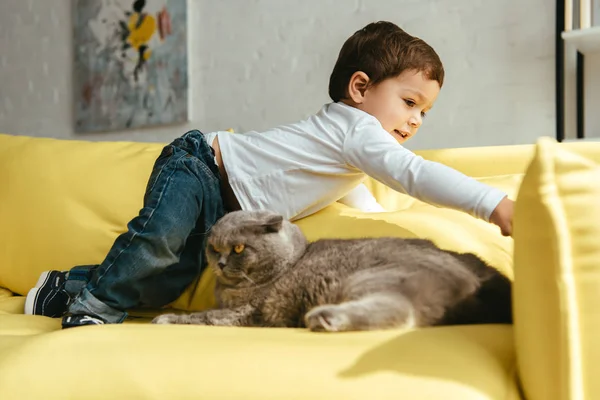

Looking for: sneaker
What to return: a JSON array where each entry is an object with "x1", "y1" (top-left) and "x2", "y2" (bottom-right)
[
  {"x1": 24, "y1": 270, "x2": 71, "y2": 317},
  {"x1": 62, "y1": 314, "x2": 106, "y2": 329}
]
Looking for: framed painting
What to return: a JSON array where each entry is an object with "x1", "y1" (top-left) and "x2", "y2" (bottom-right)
[{"x1": 73, "y1": 0, "x2": 188, "y2": 132}]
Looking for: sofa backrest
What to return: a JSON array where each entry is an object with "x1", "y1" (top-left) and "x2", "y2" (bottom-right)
[
  {"x1": 2, "y1": 132, "x2": 598, "y2": 311},
  {"x1": 0, "y1": 133, "x2": 163, "y2": 296}
]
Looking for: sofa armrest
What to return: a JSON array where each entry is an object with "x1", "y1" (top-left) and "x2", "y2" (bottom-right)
[{"x1": 513, "y1": 138, "x2": 600, "y2": 400}]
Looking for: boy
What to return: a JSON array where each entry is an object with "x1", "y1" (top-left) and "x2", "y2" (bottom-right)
[{"x1": 26, "y1": 21, "x2": 513, "y2": 328}]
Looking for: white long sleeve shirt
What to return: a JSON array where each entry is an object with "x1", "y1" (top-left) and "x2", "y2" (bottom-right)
[{"x1": 204, "y1": 102, "x2": 506, "y2": 221}]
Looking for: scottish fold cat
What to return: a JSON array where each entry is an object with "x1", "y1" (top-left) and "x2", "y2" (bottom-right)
[{"x1": 152, "y1": 210, "x2": 511, "y2": 331}]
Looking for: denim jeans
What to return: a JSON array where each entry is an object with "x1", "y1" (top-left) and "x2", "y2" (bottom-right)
[{"x1": 65, "y1": 130, "x2": 226, "y2": 323}]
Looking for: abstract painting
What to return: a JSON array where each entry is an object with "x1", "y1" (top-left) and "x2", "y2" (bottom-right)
[{"x1": 73, "y1": 0, "x2": 188, "y2": 132}]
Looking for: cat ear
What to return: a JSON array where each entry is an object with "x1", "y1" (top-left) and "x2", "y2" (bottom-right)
[{"x1": 261, "y1": 214, "x2": 283, "y2": 233}]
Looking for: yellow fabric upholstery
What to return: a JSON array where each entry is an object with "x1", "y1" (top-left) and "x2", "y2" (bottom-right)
[
  {"x1": 0, "y1": 134, "x2": 163, "y2": 296},
  {"x1": 513, "y1": 138, "x2": 600, "y2": 400},
  {"x1": 0, "y1": 320, "x2": 519, "y2": 400},
  {"x1": 1, "y1": 131, "x2": 600, "y2": 399},
  {"x1": 0, "y1": 296, "x2": 25, "y2": 315}
]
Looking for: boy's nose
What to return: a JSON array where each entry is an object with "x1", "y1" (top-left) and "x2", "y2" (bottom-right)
[{"x1": 409, "y1": 115, "x2": 421, "y2": 128}]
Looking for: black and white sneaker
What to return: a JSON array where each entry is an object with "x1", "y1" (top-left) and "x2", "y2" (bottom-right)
[
  {"x1": 24, "y1": 270, "x2": 71, "y2": 317},
  {"x1": 62, "y1": 314, "x2": 106, "y2": 329}
]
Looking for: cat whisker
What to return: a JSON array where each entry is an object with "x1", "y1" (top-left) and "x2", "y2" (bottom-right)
[{"x1": 241, "y1": 271, "x2": 256, "y2": 286}]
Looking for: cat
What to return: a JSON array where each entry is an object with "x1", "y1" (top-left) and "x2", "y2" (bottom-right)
[{"x1": 151, "y1": 210, "x2": 512, "y2": 331}]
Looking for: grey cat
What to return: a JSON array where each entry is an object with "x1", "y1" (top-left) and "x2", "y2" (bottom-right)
[{"x1": 152, "y1": 210, "x2": 512, "y2": 331}]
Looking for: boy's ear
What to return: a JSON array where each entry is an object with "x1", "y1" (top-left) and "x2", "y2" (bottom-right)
[{"x1": 347, "y1": 71, "x2": 370, "y2": 104}]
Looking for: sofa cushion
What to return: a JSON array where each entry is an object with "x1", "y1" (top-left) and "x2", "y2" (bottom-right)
[
  {"x1": 0, "y1": 322, "x2": 519, "y2": 400},
  {"x1": 0, "y1": 314, "x2": 61, "y2": 335},
  {"x1": 513, "y1": 138, "x2": 600, "y2": 400},
  {"x1": 0, "y1": 295, "x2": 25, "y2": 315},
  {"x1": 0, "y1": 287, "x2": 12, "y2": 299},
  {"x1": 0, "y1": 134, "x2": 163, "y2": 296}
]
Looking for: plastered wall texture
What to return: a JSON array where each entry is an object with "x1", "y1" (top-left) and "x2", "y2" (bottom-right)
[{"x1": 0, "y1": 0, "x2": 559, "y2": 149}]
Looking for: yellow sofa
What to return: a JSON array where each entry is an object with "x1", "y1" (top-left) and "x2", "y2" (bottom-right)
[{"x1": 0, "y1": 132, "x2": 599, "y2": 400}]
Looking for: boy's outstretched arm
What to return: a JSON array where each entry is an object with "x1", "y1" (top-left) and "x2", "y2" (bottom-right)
[{"x1": 343, "y1": 119, "x2": 512, "y2": 234}]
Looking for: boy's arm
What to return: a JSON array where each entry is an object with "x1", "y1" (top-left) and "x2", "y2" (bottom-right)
[
  {"x1": 338, "y1": 183, "x2": 387, "y2": 212},
  {"x1": 343, "y1": 120, "x2": 508, "y2": 224}
]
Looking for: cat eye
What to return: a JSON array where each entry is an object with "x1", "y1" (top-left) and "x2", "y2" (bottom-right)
[{"x1": 233, "y1": 244, "x2": 245, "y2": 254}]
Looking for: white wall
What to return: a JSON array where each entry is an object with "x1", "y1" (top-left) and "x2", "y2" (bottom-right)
[{"x1": 0, "y1": 0, "x2": 557, "y2": 150}]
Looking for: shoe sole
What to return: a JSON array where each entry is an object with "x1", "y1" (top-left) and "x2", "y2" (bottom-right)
[{"x1": 24, "y1": 271, "x2": 52, "y2": 315}]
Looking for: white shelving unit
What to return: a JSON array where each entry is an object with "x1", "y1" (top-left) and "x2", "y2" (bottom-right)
[
  {"x1": 562, "y1": 25, "x2": 600, "y2": 53},
  {"x1": 559, "y1": 0, "x2": 600, "y2": 142}
]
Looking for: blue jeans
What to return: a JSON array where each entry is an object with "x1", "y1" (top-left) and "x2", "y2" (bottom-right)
[{"x1": 65, "y1": 130, "x2": 226, "y2": 323}]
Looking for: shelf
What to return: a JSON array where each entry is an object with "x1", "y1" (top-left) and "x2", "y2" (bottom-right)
[
  {"x1": 562, "y1": 136, "x2": 600, "y2": 142},
  {"x1": 562, "y1": 25, "x2": 600, "y2": 54}
]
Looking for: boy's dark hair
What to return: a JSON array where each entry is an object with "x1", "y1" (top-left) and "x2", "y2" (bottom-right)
[{"x1": 328, "y1": 21, "x2": 445, "y2": 102}]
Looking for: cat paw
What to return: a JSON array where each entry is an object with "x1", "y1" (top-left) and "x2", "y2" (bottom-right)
[
  {"x1": 305, "y1": 305, "x2": 351, "y2": 332},
  {"x1": 151, "y1": 313, "x2": 179, "y2": 324}
]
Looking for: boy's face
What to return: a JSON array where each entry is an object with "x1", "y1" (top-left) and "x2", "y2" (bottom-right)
[{"x1": 352, "y1": 70, "x2": 440, "y2": 143}]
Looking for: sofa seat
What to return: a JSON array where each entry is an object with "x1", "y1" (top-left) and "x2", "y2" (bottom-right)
[
  {"x1": 0, "y1": 310, "x2": 518, "y2": 400},
  {"x1": 0, "y1": 292, "x2": 519, "y2": 399}
]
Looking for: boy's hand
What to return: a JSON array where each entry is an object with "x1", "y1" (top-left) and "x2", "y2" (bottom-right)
[{"x1": 489, "y1": 197, "x2": 514, "y2": 237}]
